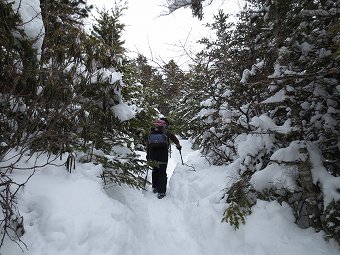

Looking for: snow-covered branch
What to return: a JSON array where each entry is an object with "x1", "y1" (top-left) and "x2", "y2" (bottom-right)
[{"x1": 300, "y1": 8, "x2": 340, "y2": 17}]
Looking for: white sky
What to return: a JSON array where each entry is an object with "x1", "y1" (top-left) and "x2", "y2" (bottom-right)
[{"x1": 87, "y1": 0, "x2": 243, "y2": 68}]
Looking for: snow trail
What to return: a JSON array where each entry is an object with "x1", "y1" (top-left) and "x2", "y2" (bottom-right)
[
  {"x1": 4, "y1": 139, "x2": 339, "y2": 255},
  {"x1": 102, "y1": 139, "x2": 339, "y2": 255},
  {"x1": 104, "y1": 139, "x2": 231, "y2": 255}
]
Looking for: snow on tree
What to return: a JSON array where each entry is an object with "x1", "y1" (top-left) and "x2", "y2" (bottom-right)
[
  {"x1": 0, "y1": 1, "x2": 152, "y2": 249},
  {"x1": 165, "y1": 0, "x2": 205, "y2": 19},
  {"x1": 11, "y1": 0, "x2": 45, "y2": 59},
  {"x1": 172, "y1": 0, "x2": 340, "y2": 244}
]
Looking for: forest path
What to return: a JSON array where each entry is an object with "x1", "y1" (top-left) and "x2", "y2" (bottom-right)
[
  {"x1": 106, "y1": 139, "x2": 233, "y2": 255},
  {"x1": 6, "y1": 140, "x2": 338, "y2": 255}
]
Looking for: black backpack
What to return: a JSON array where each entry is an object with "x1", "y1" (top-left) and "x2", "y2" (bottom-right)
[{"x1": 148, "y1": 126, "x2": 168, "y2": 148}]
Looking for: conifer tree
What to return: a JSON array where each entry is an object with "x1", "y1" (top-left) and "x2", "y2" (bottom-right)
[
  {"x1": 133, "y1": 54, "x2": 166, "y2": 113},
  {"x1": 0, "y1": 1, "x2": 155, "y2": 249},
  {"x1": 172, "y1": 0, "x2": 340, "y2": 242},
  {"x1": 0, "y1": 0, "x2": 45, "y2": 248},
  {"x1": 159, "y1": 60, "x2": 187, "y2": 115},
  {"x1": 1, "y1": 0, "x2": 151, "y2": 188}
]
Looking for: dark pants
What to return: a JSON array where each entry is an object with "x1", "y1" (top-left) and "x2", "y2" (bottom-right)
[{"x1": 149, "y1": 147, "x2": 168, "y2": 194}]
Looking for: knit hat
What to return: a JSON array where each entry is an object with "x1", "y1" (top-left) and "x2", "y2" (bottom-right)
[{"x1": 153, "y1": 119, "x2": 167, "y2": 127}]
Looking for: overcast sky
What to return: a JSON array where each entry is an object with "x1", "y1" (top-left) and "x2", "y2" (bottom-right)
[{"x1": 87, "y1": 0, "x2": 242, "y2": 68}]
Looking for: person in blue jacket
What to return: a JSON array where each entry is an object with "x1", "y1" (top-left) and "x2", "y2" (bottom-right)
[{"x1": 146, "y1": 118, "x2": 181, "y2": 199}]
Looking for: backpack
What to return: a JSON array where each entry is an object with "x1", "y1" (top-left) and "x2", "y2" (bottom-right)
[{"x1": 148, "y1": 126, "x2": 168, "y2": 148}]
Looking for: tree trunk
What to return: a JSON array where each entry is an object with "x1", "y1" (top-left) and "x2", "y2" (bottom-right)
[{"x1": 298, "y1": 151, "x2": 322, "y2": 231}]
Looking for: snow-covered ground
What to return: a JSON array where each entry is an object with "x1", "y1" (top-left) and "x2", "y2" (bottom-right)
[{"x1": 3, "y1": 139, "x2": 340, "y2": 255}]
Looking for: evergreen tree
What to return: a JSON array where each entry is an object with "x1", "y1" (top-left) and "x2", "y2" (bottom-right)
[
  {"x1": 0, "y1": 1, "x2": 32, "y2": 248},
  {"x1": 174, "y1": 10, "x2": 247, "y2": 163},
  {"x1": 1, "y1": 0, "x2": 151, "y2": 189},
  {"x1": 91, "y1": 5, "x2": 126, "y2": 69},
  {"x1": 160, "y1": 59, "x2": 187, "y2": 115},
  {"x1": 134, "y1": 54, "x2": 164, "y2": 110},
  {"x1": 172, "y1": 0, "x2": 340, "y2": 243}
]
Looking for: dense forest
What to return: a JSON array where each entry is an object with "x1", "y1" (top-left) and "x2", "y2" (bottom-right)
[{"x1": 1, "y1": 0, "x2": 339, "y2": 249}]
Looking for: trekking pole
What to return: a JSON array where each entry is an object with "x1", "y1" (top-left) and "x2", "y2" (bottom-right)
[
  {"x1": 179, "y1": 150, "x2": 184, "y2": 165},
  {"x1": 178, "y1": 149, "x2": 196, "y2": 171},
  {"x1": 143, "y1": 167, "x2": 149, "y2": 190}
]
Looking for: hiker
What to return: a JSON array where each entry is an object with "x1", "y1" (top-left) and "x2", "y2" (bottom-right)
[{"x1": 146, "y1": 118, "x2": 181, "y2": 199}]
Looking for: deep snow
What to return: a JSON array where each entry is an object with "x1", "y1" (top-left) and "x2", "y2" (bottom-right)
[{"x1": 3, "y1": 139, "x2": 340, "y2": 255}]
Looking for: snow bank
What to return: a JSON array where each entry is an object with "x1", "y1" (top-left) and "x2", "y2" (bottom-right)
[
  {"x1": 8, "y1": 163, "x2": 140, "y2": 255},
  {"x1": 244, "y1": 200, "x2": 339, "y2": 255},
  {"x1": 4, "y1": 140, "x2": 340, "y2": 255}
]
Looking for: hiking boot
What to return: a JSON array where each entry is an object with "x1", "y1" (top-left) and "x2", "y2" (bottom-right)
[
  {"x1": 152, "y1": 188, "x2": 157, "y2": 193},
  {"x1": 157, "y1": 193, "x2": 166, "y2": 199}
]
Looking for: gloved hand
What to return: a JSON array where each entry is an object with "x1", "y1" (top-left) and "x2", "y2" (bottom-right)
[{"x1": 176, "y1": 145, "x2": 182, "y2": 151}]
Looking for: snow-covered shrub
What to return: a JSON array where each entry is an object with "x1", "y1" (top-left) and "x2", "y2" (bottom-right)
[
  {"x1": 222, "y1": 172, "x2": 256, "y2": 229},
  {"x1": 174, "y1": 0, "x2": 340, "y2": 238},
  {"x1": 323, "y1": 200, "x2": 340, "y2": 245},
  {"x1": 1, "y1": 1, "x2": 155, "y2": 250}
]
